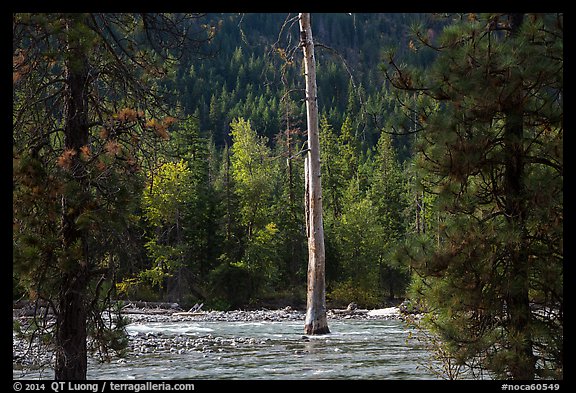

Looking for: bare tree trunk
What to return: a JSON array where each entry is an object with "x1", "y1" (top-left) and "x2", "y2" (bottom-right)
[{"x1": 300, "y1": 13, "x2": 329, "y2": 335}]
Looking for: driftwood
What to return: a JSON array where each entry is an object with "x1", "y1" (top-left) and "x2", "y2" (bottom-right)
[
  {"x1": 171, "y1": 303, "x2": 204, "y2": 316},
  {"x1": 171, "y1": 312, "x2": 205, "y2": 317},
  {"x1": 118, "y1": 300, "x2": 181, "y2": 310},
  {"x1": 330, "y1": 308, "x2": 369, "y2": 315},
  {"x1": 120, "y1": 308, "x2": 174, "y2": 315}
]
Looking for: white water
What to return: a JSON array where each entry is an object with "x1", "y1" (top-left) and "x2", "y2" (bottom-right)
[{"x1": 15, "y1": 319, "x2": 442, "y2": 380}]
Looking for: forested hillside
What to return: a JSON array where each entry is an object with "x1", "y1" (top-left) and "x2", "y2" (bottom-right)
[
  {"x1": 165, "y1": 13, "x2": 436, "y2": 153},
  {"x1": 146, "y1": 12, "x2": 440, "y2": 308},
  {"x1": 135, "y1": 13, "x2": 441, "y2": 308},
  {"x1": 13, "y1": 13, "x2": 562, "y2": 380}
]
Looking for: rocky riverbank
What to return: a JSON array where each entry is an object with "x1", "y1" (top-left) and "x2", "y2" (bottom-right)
[
  {"x1": 123, "y1": 305, "x2": 402, "y2": 323},
  {"x1": 13, "y1": 305, "x2": 405, "y2": 376}
]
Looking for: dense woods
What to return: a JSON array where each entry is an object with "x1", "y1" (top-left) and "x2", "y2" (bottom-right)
[{"x1": 13, "y1": 13, "x2": 562, "y2": 380}]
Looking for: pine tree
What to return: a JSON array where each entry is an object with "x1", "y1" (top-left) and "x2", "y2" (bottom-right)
[
  {"x1": 386, "y1": 13, "x2": 563, "y2": 379},
  {"x1": 13, "y1": 13, "x2": 215, "y2": 379},
  {"x1": 368, "y1": 132, "x2": 411, "y2": 300},
  {"x1": 338, "y1": 115, "x2": 361, "y2": 183},
  {"x1": 319, "y1": 114, "x2": 345, "y2": 219}
]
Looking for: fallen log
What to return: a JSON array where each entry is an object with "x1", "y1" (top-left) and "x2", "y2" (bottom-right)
[
  {"x1": 118, "y1": 300, "x2": 181, "y2": 310},
  {"x1": 329, "y1": 308, "x2": 369, "y2": 315},
  {"x1": 120, "y1": 308, "x2": 174, "y2": 315},
  {"x1": 171, "y1": 312, "x2": 205, "y2": 317}
]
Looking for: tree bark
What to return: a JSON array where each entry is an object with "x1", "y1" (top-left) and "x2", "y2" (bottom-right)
[
  {"x1": 300, "y1": 13, "x2": 329, "y2": 335},
  {"x1": 503, "y1": 13, "x2": 535, "y2": 380},
  {"x1": 504, "y1": 105, "x2": 534, "y2": 380},
  {"x1": 55, "y1": 272, "x2": 88, "y2": 380},
  {"x1": 55, "y1": 14, "x2": 91, "y2": 380}
]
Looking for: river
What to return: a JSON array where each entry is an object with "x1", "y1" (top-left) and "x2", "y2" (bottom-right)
[{"x1": 14, "y1": 317, "x2": 441, "y2": 380}]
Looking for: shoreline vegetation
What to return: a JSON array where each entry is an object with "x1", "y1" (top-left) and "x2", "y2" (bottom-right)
[{"x1": 13, "y1": 301, "x2": 418, "y2": 377}]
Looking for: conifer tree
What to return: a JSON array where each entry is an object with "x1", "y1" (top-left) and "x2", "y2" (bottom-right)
[
  {"x1": 13, "y1": 13, "x2": 214, "y2": 379},
  {"x1": 319, "y1": 114, "x2": 345, "y2": 220},
  {"x1": 368, "y1": 132, "x2": 411, "y2": 300},
  {"x1": 386, "y1": 13, "x2": 563, "y2": 379}
]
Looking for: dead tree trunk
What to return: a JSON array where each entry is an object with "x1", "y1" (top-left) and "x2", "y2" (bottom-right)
[{"x1": 300, "y1": 13, "x2": 329, "y2": 335}]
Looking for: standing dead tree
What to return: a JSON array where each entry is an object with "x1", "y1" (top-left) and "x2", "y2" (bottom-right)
[{"x1": 300, "y1": 12, "x2": 329, "y2": 335}]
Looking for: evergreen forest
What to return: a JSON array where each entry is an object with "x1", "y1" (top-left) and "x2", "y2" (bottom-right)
[{"x1": 13, "y1": 13, "x2": 562, "y2": 380}]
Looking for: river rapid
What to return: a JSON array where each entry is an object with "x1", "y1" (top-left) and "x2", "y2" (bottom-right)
[{"x1": 14, "y1": 308, "x2": 441, "y2": 380}]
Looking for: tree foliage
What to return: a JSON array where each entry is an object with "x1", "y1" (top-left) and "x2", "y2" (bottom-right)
[
  {"x1": 386, "y1": 13, "x2": 563, "y2": 379},
  {"x1": 13, "y1": 12, "x2": 215, "y2": 379}
]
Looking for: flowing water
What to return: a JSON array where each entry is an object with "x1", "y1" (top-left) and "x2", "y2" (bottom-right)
[{"x1": 15, "y1": 319, "x2": 442, "y2": 380}]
